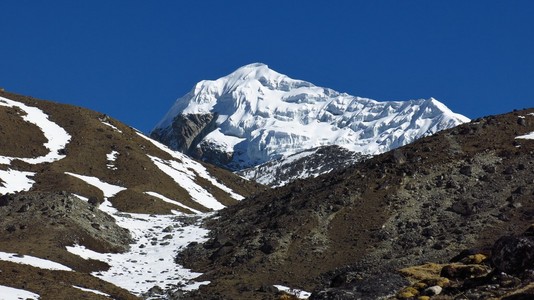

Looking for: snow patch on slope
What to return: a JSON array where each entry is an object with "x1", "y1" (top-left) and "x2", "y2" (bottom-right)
[
  {"x1": 64, "y1": 172, "x2": 211, "y2": 295},
  {"x1": 137, "y1": 132, "x2": 243, "y2": 201},
  {"x1": 144, "y1": 191, "x2": 202, "y2": 214},
  {"x1": 274, "y1": 285, "x2": 311, "y2": 299},
  {"x1": 0, "y1": 169, "x2": 35, "y2": 195},
  {"x1": 0, "y1": 251, "x2": 72, "y2": 271},
  {"x1": 516, "y1": 132, "x2": 534, "y2": 140},
  {"x1": 148, "y1": 155, "x2": 225, "y2": 210},
  {"x1": 106, "y1": 150, "x2": 119, "y2": 170},
  {"x1": 101, "y1": 121, "x2": 122, "y2": 133},
  {"x1": 72, "y1": 286, "x2": 111, "y2": 297},
  {"x1": 516, "y1": 113, "x2": 534, "y2": 140},
  {"x1": 0, "y1": 96, "x2": 71, "y2": 165},
  {"x1": 0, "y1": 285, "x2": 40, "y2": 300},
  {"x1": 65, "y1": 172, "x2": 126, "y2": 198}
]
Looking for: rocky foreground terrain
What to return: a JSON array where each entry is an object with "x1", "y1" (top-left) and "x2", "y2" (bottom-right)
[{"x1": 177, "y1": 108, "x2": 534, "y2": 299}]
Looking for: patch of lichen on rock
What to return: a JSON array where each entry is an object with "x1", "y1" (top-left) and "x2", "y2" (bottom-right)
[
  {"x1": 395, "y1": 252, "x2": 493, "y2": 299},
  {"x1": 396, "y1": 262, "x2": 472, "y2": 299},
  {"x1": 440, "y1": 263, "x2": 491, "y2": 279},
  {"x1": 398, "y1": 263, "x2": 446, "y2": 283},
  {"x1": 397, "y1": 286, "x2": 419, "y2": 299},
  {"x1": 460, "y1": 253, "x2": 488, "y2": 265},
  {"x1": 278, "y1": 293, "x2": 300, "y2": 300}
]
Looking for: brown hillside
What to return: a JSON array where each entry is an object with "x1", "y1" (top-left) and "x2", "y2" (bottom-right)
[
  {"x1": 0, "y1": 90, "x2": 260, "y2": 213},
  {"x1": 180, "y1": 108, "x2": 534, "y2": 299},
  {"x1": 0, "y1": 90, "x2": 261, "y2": 299}
]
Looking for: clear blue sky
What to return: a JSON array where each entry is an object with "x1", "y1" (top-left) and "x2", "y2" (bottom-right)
[{"x1": 1, "y1": 1, "x2": 533, "y2": 133}]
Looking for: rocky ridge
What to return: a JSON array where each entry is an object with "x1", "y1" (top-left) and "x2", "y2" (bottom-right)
[
  {"x1": 236, "y1": 145, "x2": 370, "y2": 187},
  {"x1": 0, "y1": 192, "x2": 131, "y2": 256}
]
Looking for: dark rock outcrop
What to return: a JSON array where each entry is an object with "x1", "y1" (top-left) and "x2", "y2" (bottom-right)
[
  {"x1": 0, "y1": 191, "x2": 132, "y2": 252},
  {"x1": 237, "y1": 145, "x2": 369, "y2": 186},
  {"x1": 493, "y1": 229, "x2": 534, "y2": 274},
  {"x1": 150, "y1": 113, "x2": 217, "y2": 154}
]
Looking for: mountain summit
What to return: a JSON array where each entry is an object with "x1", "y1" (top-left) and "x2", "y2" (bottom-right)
[{"x1": 151, "y1": 63, "x2": 469, "y2": 171}]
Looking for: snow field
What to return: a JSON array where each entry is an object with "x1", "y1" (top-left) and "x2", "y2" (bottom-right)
[
  {"x1": 0, "y1": 285, "x2": 40, "y2": 300},
  {"x1": 67, "y1": 213, "x2": 211, "y2": 295},
  {"x1": 64, "y1": 172, "x2": 211, "y2": 295}
]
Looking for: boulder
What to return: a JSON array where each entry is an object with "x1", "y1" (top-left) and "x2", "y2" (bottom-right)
[
  {"x1": 423, "y1": 285, "x2": 442, "y2": 296},
  {"x1": 492, "y1": 235, "x2": 534, "y2": 274}
]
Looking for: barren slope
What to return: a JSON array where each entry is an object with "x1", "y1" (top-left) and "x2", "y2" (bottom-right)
[{"x1": 179, "y1": 108, "x2": 534, "y2": 299}]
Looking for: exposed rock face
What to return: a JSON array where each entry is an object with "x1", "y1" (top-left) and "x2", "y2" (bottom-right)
[
  {"x1": 150, "y1": 113, "x2": 217, "y2": 155},
  {"x1": 195, "y1": 134, "x2": 235, "y2": 168},
  {"x1": 237, "y1": 145, "x2": 369, "y2": 186},
  {"x1": 492, "y1": 231, "x2": 534, "y2": 275},
  {"x1": 0, "y1": 191, "x2": 132, "y2": 253},
  {"x1": 150, "y1": 112, "x2": 239, "y2": 169}
]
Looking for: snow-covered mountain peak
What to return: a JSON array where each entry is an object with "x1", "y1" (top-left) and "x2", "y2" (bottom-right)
[
  {"x1": 218, "y1": 63, "x2": 308, "y2": 90},
  {"x1": 152, "y1": 64, "x2": 469, "y2": 171},
  {"x1": 225, "y1": 62, "x2": 279, "y2": 79},
  {"x1": 155, "y1": 63, "x2": 320, "y2": 129}
]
